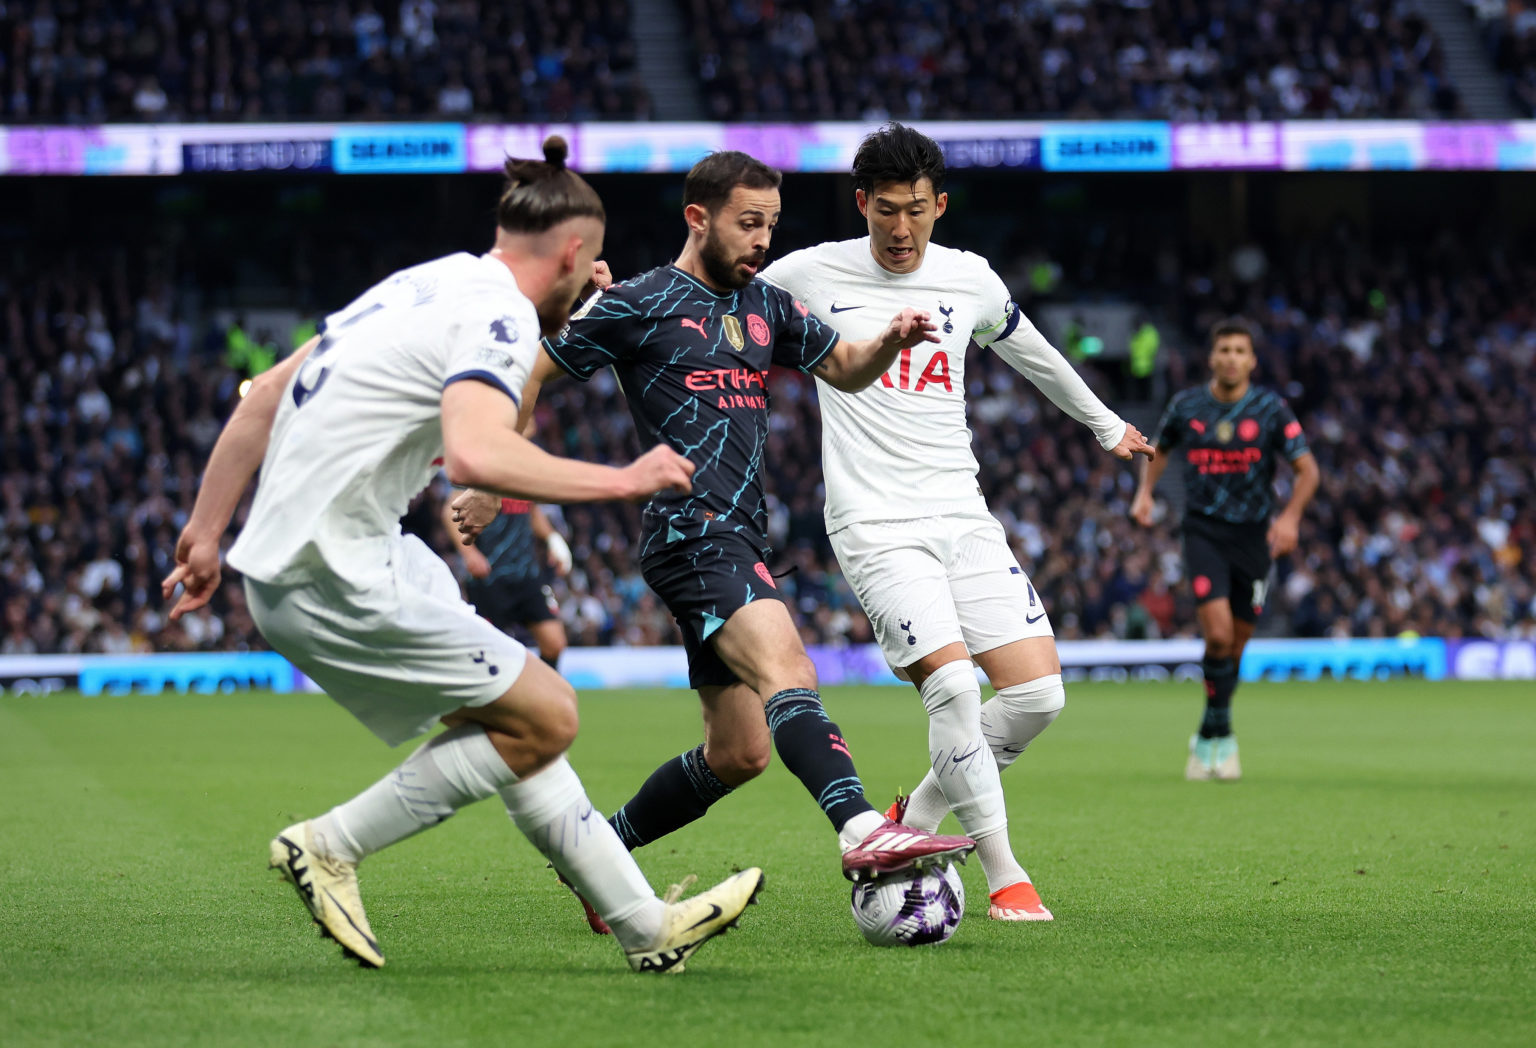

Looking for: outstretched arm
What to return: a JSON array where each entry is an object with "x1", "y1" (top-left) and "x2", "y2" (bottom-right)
[
  {"x1": 441, "y1": 379, "x2": 693, "y2": 503},
  {"x1": 812, "y1": 308, "x2": 940, "y2": 392},
  {"x1": 161, "y1": 337, "x2": 319, "y2": 619},
  {"x1": 990, "y1": 314, "x2": 1151, "y2": 460}
]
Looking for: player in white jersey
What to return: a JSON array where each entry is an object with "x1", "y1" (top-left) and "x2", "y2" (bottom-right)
[
  {"x1": 762, "y1": 123, "x2": 1152, "y2": 921},
  {"x1": 161, "y1": 137, "x2": 762, "y2": 974}
]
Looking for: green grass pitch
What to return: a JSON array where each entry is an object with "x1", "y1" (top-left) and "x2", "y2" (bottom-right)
[{"x1": 2, "y1": 680, "x2": 1533, "y2": 1047}]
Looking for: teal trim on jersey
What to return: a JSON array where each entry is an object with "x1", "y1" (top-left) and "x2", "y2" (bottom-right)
[{"x1": 701, "y1": 611, "x2": 727, "y2": 639}]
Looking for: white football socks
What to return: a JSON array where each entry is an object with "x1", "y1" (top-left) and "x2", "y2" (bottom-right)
[
  {"x1": 901, "y1": 672, "x2": 1066, "y2": 890},
  {"x1": 309, "y1": 723, "x2": 665, "y2": 951},
  {"x1": 837, "y1": 810, "x2": 886, "y2": 852},
  {"x1": 986, "y1": 673, "x2": 1065, "y2": 772},
  {"x1": 499, "y1": 757, "x2": 664, "y2": 950},
  {"x1": 918, "y1": 660, "x2": 1006, "y2": 838},
  {"x1": 313, "y1": 722, "x2": 514, "y2": 863},
  {"x1": 913, "y1": 661, "x2": 1027, "y2": 892}
]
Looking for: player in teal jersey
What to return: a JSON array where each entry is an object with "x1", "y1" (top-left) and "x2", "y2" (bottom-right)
[{"x1": 1133, "y1": 317, "x2": 1320, "y2": 780}]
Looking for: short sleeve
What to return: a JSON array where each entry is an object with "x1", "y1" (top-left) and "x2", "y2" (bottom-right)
[
  {"x1": 1153, "y1": 396, "x2": 1184, "y2": 451},
  {"x1": 443, "y1": 299, "x2": 541, "y2": 405},
  {"x1": 766, "y1": 283, "x2": 838, "y2": 373},
  {"x1": 1273, "y1": 397, "x2": 1310, "y2": 461},
  {"x1": 543, "y1": 285, "x2": 640, "y2": 382},
  {"x1": 760, "y1": 249, "x2": 814, "y2": 300},
  {"x1": 971, "y1": 264, "x2": 1019, "y2": 348}
]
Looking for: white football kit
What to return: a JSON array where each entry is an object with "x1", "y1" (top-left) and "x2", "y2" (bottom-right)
[
  {"x1": 762, "y1": 238, "x2": 1126, "y2": 670},
  {"x1": 229, "y1": 252, "x2": 539, "y2": 744}
]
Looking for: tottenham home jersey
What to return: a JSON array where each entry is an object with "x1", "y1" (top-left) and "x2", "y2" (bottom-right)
[
  {"x1": 545, "y1": 264, "x2": 837, "y2": 556},
  {"x1": 229, "y1": 252, "x2": 540, "y2": 587},
  {"x1": 1153, "y1": 384, "x2": 1310, "y2": 525},
  {"x1": 763, "y1": 237, "x2": 1123, "y2": 533}
]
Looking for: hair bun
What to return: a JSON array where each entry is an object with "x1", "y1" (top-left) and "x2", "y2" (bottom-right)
[{"x1": 542, "y1": 135, "x2": 569, "y2": 169}]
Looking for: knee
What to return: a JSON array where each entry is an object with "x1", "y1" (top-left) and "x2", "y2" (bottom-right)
[
  {"x1": 1204, "y1": 629, "x2": 1234, "y2": 659},
  {"x1": 756, "y1": 652, "x2": 818, "y2": 695},
  {"x1": 542, "y1": 633, "x2": 568, "y2": 660},
  {"x1": 785, "y1": 652, "x2": 818, "y2": 691},
  {"x1": 706, "y1": 737, "x2": 772, "y2": 786},
  {"x1": 996, "y1": 673, "x2": 1066, "y2": 715},
  {"x1": 533, "y1": 682, "x2": 580, "y2": 760}
]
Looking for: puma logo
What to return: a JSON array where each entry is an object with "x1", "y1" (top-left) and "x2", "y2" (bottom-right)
[{"x1": 681, "y1": 318, "x2": 707, "y2": 338}]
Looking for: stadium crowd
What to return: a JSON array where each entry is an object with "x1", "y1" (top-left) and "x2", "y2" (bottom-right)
[
  {"x1": 689, "y1": 0, "x2": 1461, "y2": 121},
  {"x1": 1471, "y1": 0, "x2": 1536, "y2": 115},
  {"x1": 1, "y1": 0, "x2": 645, "y2": 122},
  {"x1": 3, "y1": 221, "x2": 1531, "y2": 657},
  {"x1": 3, "y1": 0, "x2": 1466, "y2": 124}
]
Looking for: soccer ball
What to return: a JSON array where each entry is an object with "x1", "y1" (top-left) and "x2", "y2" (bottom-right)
[{"x1": 850, "y1": 862, "x2": 966, "y2": 947}]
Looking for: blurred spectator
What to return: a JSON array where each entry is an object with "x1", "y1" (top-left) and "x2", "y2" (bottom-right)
[
  {"x1": 689, "y1": 0, "x2": 1460, "y2": 121},
  {"x1": 2, "y1": 219, "x2": 1532, "y2": 656},
  {"x1": 1473, "y1": 0, "x2": 1536, "y2": 115},
  {"x1": 0, "y1": 0, "x2": 647, "y2": 123}
]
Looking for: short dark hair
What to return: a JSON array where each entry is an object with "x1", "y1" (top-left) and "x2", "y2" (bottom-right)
[
  {"x1": 497, "y1": 135, "x2": 605, "y2": 234},
  {"x1": 1209, "y1": 316, "x2": 1258, "y2": 350},
  {"x1": 682, "y1": 151, "x2": 782, "y2": 215},
  {"x1": 851, "y1": 122, "x2": 946, "y2": 195}
]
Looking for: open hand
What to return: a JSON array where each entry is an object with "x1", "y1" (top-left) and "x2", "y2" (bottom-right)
[{"x1": 879, "y1": 308, "x2": 941, "y2": 352}]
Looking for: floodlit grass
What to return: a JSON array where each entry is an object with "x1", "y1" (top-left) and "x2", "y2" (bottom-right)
[{"x1": 2, "y1": 680, "x2": 1532, "y2": 1047}]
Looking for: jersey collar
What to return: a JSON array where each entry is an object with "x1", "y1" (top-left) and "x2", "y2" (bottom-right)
[
  {"x1": 857, "y1": 236, "x2": 933, "y2": 282},
  {"x1": 668, "y1": 264, "x2": 742, "y2": 300}
]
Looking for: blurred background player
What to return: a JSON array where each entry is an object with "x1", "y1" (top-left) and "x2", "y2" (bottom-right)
[
  {"x1": 457, "y1": 150, "x2": 974, "y2": 924},
  {"x1": 444, "y1": 493, "x2": 572, "y2": 670},
  {"x1": 763, "y1": 123, "x2": 1152, "y2": 922},
  {"x1": 161, "y1": 137, "x2": 762, "y2": 973},
  {"x1": 1132, "y1": 317, "x2": 1320, "y2": 781}
]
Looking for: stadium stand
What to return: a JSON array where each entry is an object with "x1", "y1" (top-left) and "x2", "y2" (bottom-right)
[
  {"x1": 1470, "y1": 0, "x2": 1536, "y2": 114},
  {"x1": 0, "y1": 0, "x2": 647, "y2": 122},
  {"x1": 6, "y1": 217, "x2": 1528, "y2": 656},
  {"x1": 2, "y1": 0, "x2": 1471, "y2": 123},
  {"x1": 687, "y1": 0, "x2": 1463, "y2": 120}
]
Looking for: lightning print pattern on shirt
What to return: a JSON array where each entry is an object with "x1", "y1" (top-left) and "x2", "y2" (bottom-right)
[
  {"x1": 1154, "y1": 384, "x2": 1310, "y2": 525},
  {"x1": 545, "y1": 264, "x2": 837, "y2": 558}
]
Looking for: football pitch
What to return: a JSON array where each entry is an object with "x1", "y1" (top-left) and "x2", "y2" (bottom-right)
[{"x1": 2, "y1": 680, "x2": 1532, "y2": 1047}]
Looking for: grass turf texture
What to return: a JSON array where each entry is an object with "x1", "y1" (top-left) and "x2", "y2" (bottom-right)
[{"x1": 2, "y1": 681, "x2": 1533, "y2": 1048}]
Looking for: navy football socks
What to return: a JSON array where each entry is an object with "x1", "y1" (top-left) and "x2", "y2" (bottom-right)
[
  {"x1": 609, "y1": 743, "x2": 732, "y2": 851},
  {"x1": 764, "y1": 687, "x2": 876, "y2": 831},
  {"x1": 1198, "y1": 656, "x2": 1239, "y2": 738}
]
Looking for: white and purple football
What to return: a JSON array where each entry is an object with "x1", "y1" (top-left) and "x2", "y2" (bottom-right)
[{"x1": 850, "y1": 862, "x2": 966, "y2": 947}]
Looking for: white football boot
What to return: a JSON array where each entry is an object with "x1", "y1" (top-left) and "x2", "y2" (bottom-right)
[{"x1": 269, "y1": 821, "x2": 384, "y2": 968}]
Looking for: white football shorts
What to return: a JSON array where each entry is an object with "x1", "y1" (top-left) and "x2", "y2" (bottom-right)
[
  {"x1": 830, "y1": 508, "x2": 1053, "y2": 673},
  {"x1": 245, "y1": 532, "x2": 527, "y2": 746}
]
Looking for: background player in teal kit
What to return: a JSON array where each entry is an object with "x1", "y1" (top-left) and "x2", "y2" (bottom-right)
[
  {"x1": 1133, "y1": 317, "x2": 1320, "y2": 780},
  {"x1": 444, "y1": 494, "x2": 570, "y2": 669},
  {"x1": 456, "y1": 152, "x2": 975, "y2": 927}
]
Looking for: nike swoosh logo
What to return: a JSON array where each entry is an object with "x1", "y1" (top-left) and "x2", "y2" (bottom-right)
[
  {"x1": 684, "y1": 904, "x2": 723, "y2": 931},
  {"x1": 1026, "y1": 612, "x2": 1047, "y2": 624},
  {"x1": 829, "y1": 303, "x2": 862, "y2": 313},
  {"x1": 951, "y1": 746, "x2": 982, "y2": 764},
  {"x1": 323, "y1": 887, "x2": 381, "y2": 952}
]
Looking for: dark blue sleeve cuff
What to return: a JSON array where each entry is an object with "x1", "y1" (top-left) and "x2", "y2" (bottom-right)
[{"x1": 444, "y1": 370, "x2": 522, "y2": 406}]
